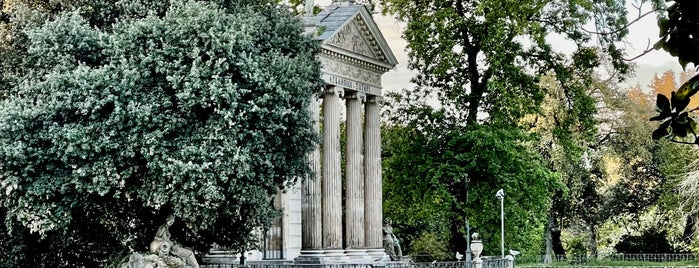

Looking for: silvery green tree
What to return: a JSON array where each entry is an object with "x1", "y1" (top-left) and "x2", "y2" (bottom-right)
[{"x1": 0, "y1": 0, "x2": 321, "y2": 266}]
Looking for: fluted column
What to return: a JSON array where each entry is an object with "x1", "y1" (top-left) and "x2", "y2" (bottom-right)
[
  {"x1": 364, "y1": 96, "x2": 384, "y2": 254},
  {"x1": 345, "y1": 91, "x2": 366, "y2": 251},
  {"x1": 322, "y1": 86, "x2": 343, "y2": 250},
  {"x1": 301, "y1": 97, "x2": 322, "y2": 251}
]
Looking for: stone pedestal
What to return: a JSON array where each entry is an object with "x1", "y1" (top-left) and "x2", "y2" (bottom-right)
[{"x1": 202, "y1": 251, "x2": 238, "y2": 264}]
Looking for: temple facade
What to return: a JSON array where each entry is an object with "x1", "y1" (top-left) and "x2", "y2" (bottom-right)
[{"x1": 206, "y1": 0, "x2": 397, "y2": 264}]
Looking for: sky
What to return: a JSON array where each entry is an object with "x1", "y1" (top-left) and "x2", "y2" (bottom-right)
[
  {"x1": 314, "y1": 0, "x2": 685, "y2": 94},
  {"x1": 622, "y1": 1, "x2": 686, "y2": 89}
]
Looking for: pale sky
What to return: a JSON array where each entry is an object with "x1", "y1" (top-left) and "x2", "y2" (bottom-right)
[
  {"x1": 623, "y1": 1, "x2": 687, "y2": 89},
  {"x1": 314, "y1": 0, "x2": 684, "y2": 93}
]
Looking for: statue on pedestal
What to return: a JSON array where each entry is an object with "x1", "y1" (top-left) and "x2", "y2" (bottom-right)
[{"x1": 383, "y1": 219, "x2": 402, "y2": 261}]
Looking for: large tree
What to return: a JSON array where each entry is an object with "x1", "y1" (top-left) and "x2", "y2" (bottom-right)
[
  {"x1": 0, "y1": 0, "x2": 321, "y2": 266},
  {"x1": 380, "y1": 0, "x2": 631, "y2": 257}
]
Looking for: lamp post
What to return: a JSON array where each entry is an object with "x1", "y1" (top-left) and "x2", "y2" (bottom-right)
[
  {"x1": 465, "y1": 175, "x2": 471, "y2": 263},
  {"x1": 495, "y1": 189, "x2": 504, "y2": 259}
]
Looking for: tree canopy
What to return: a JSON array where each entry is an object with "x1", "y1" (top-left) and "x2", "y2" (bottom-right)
[
  {"x1": 0, "y1": 0, "x2": 321, "y2": 266},
  {"x1": 380, "y1": 0, "x2": 633, "y2": 258}
]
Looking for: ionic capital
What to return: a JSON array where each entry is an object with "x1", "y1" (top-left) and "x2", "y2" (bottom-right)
[
  {"x1": 344, "y1": 91, "x2": 367, "y2": 103},
  {"x1": 365, "y1": 96, "x2": 384, "y2": 106},
  {"x1": 324, "y1": 86, "x2": 345, "y2": 98}
]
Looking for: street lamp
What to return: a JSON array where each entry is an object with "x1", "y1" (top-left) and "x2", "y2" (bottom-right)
[
  {"x1": 464, "y1": 175, "x2": 471, "y2": 263},
  {"x1": 495, "y1": 189, "x2": 504, "y2": 259}
]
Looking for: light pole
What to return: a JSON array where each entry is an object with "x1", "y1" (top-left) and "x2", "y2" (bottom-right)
[
  {"x1": 465, "y1": 175, "x2": 471, "y2": 263},
  {"x1": 495, "y1": 189, "x2": 504, "y2": 259}
]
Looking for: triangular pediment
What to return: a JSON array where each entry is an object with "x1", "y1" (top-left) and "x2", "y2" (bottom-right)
[
  {"x1": 314, "y1": 5, "x2": 398, "y2": 69},
  {"x1": 326, "y1": 19, "x2": 377, "y2": 59}
]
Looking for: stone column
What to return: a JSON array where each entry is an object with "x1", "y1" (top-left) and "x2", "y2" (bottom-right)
[
  {"x1": 296, "y1": 97, "x2": 323, "y2": 263},
  {"x1": 345, "y1": 91, "x2": 366, "y2": 257},
  {"x1": 364, "y1": 96, "x2": 385, "y2": 260},
  {"x1": 322, "y1": 86, "x2": 344, "y2": 255}
]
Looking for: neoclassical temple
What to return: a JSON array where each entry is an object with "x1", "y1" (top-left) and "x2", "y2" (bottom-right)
[
  {"x1": 295, "y1": 0, "x2": 397, "y2": 263},
  {"x1": 206, "y1": 0, "x2": 397, "y2": 264}
]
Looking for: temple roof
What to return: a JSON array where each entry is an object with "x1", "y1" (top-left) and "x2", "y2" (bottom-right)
[{"x1": 308, "y1": 4, "x2": 398, "y2": 70}]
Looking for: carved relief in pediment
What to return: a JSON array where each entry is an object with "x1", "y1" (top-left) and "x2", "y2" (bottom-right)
[{"x1": 326, "y1": 17, "x2": 380, "y2": 60}]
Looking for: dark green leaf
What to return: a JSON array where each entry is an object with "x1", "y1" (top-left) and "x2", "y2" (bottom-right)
[
  {"x1": 671, "y1": 119, "x2": 688, "y2": 137},
  {"x1": 656, "y1": 93, "x2": 671, "y2": 113},
  {"x1": 652, "y1": 120, "x2": 671, "y2": 140}
]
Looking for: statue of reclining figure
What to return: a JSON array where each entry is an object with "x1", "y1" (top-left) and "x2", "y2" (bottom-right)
[{"x1": 150, "y1": 215, "x2": 200, "y2": 268}]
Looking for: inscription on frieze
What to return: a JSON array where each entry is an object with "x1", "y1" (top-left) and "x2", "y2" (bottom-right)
[
  {"x1": 323, "y1": 74, "x2": 380, "y2": 96},
  {"x1": 319, "y1": 57, "x2": 382, "y2": 87}
]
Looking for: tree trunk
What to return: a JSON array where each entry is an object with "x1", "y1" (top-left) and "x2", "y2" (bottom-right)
[
  {"x1": 682, "y1": 214, "x2": 697, "y2": 244},
  {"x1": 588, "y1": 224, "x2": 598, "y2": 259},
  {"x1": 544, "y1": 211, "x2": 554, "y2": 263},
  {"x1": 449, "y1": 202, "x2": 467, "y2": 256}
]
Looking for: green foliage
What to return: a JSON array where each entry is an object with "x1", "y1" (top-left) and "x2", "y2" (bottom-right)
[
  {"x1": 655, "y1": 0, "x2": 699, "y2": 69},
  {"x1": 381, "y1": 0, "x2": 630, "y2": 259},
  {"x1": 650, "y1": 74, "x2": 699, "y2": 143},
  {"x1": 410, "y1": 232, "x2": 451, "y2": 262},
  {"x1": 382, "y1": 98, "x2": 561, "y2": 256},
  {"x1": 565, "y1": 235, "x2": 588, "y2": 257},
  {"x1": 0, "y1": 0, "x2": 321, "y2": 265}
]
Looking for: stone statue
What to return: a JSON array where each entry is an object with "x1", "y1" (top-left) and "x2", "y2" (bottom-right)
[
  {"x1": 150, "y1": 215, "x2": 200, "y2": 268},
  {"x1": 121, "y1": 215, "x2": 200, "y2": 268},
  {"x1": 383, "y1": 219, "x2": 402, "y2": 261},
  {"x1": 120, "y1": 253, "x2": 166, "y2": 268}
]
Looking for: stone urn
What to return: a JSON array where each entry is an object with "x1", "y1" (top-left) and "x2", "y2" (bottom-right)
[{"x1": 470, "y1": 233, "x2": 483, "y2": 259}]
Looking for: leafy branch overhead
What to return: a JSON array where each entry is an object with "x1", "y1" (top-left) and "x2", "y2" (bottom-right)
[
  {"x1": 651, "y1": 74, "x2": 699, "y2": 143},
  {"x1": 655, "y1": 0, "x2": 699, "y2": 69}
]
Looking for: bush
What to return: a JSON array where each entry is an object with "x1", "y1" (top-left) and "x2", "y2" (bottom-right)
[
  {"x1": 410, "y1": 232, "x2": 451, "y2": 261},
  {"x1": 615, "y1": 228, "x2": 683, "y2": 254}
]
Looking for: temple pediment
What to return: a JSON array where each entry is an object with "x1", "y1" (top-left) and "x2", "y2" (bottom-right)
[
  {"x1": 309, "y1": 4, "x2": 398, "y2": 96},
  {"x1": 315, "y1": 5, "x2": 397, "y2": 69}
]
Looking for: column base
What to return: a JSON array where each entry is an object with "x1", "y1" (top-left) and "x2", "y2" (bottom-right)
[
  {"x1": 366, "y1": 248, "x2": 390, "y2": 262},
  {"x1": 294, "y1": 249, "x2": 325, "y2": 264},
  {"x1": 345, "y1": 248, "x2": 375, "y2": 263},
  {"x1": 324, "y1": 249, "x2": 351, "y2": 263},
  {"x1": 294, "y1": 249, "x2": 350, "y2": 264}
]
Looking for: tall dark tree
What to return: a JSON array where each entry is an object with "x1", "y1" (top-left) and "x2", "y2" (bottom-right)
[{"x1": 380, "y1": 0, "x2": 632, "y2": 257}]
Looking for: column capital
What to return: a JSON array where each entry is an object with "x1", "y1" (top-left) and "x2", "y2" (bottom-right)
[
  {"x1": 365, "y1": 95, "x2": 383, "y2": 105},
  {"x1": 324, "y1": 86, "x2": 344, "y2": 98},
  {"x1": 344, "y1": 91, "x2": 366, "y2": 103}
]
